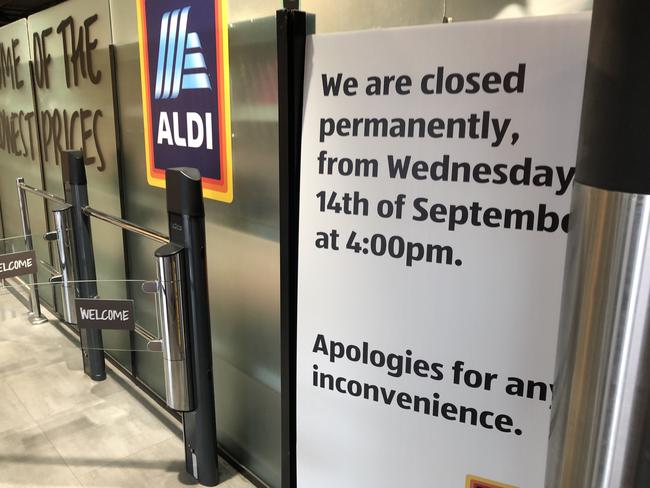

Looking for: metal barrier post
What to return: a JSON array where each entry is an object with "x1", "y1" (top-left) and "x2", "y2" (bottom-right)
[
  {"x1": 50, "y1": 206, "x2": 77, "y2": 324},
  {"x1": 61, "y1": 150, "x2": 106, "y2": 381},
  {"x1": 14, "y1": 158, "x2": 212, "y2": 485},
  {"x1": 153, "y1": 243, "x2": 194, "y2": 412},
  {"x1": 545, "y1": 2, "x2": 650, "y2": 487},
  {"x1": 165, "y1": 168, "x2": 218, "y2": 486},
  {"x1": 15, "y1": 177, "x2": 47, "y2": 324}
]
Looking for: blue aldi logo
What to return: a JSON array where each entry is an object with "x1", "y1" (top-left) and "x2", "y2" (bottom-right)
[
  {"x1": 153, "y1": 6, "x2": 212, "y2": 100},
  {"x1": 136, "y1": 0, "x2": 233, "y2": 202}
]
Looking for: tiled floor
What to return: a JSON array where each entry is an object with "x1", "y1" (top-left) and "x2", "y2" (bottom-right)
[{"x1": 0, "y1": 290, "x2": 254, "y2": 488}]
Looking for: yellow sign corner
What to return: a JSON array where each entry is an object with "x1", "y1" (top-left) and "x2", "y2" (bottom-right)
[{"x1": 466, "y1": 474, "x2": 518, "y2": 488}]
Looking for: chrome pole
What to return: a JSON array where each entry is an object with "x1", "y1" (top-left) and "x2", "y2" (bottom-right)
[
  {"x1": 51, "y1": 206, "x2": 77, "y2": 324},
  {"x1": 82, "y1": 205, "x2": 169, "y2": 244},
  {"x1": 154, "y1": 243, "x2": 193, "y2": 412},
  {"x1": 16, "y1": 177, "x2": 47, "y2": 325},
  {"x1": 19, "y1": 181, "x2": 67, "y2": 205},
  {"x1": 547, "y1": 185, "x2": 650, "y2": 488},
  {"x1": 545, "y1": 1, "x2": 650, "y2": 487}
]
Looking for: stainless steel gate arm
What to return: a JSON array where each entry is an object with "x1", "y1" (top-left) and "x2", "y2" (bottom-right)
[{"x1": 82, "y1": 205, "x2": 169, "y2": 244}]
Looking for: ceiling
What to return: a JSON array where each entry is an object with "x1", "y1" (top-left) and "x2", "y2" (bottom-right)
[{"x1": 0, "y1": 0, "x2": 65, "y2": 26}]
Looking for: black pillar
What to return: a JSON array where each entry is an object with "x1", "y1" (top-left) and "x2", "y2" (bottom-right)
[
  {"x1": 165, "y1": 167, "x2": 219, "y2": 486},
  {"x1": 277, "y1": 7, "x2": 314, "y2": 488},
  {"x1": 61, "y1": 150, "x2": 106, "y2": 381}
]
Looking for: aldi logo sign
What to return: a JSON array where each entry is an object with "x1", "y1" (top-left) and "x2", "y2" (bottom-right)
[
  {"x1": 153, "y1": 7, "x2": 212, "y2": 100},
  {"x1": 136, "y1": 0, "x2": 233, "y2": 202}
]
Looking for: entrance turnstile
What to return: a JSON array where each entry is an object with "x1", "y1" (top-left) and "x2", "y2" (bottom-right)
[{"x1": 7, "y1": 149, "x2": 219, "y2": 486}]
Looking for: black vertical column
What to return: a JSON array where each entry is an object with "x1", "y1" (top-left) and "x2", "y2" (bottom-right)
[
  {"x1": 61, "y1": 150, "x2": 106, "y2": 381},
  {"x1": 277, "y1": 6, "x2": 314, "y2": 488},
  {"x1": 165, "y1": 168, "x2": 218, "y2": 486},
  {"x1": 573, "y1": 1, "x2": 650, "y2": 194}
]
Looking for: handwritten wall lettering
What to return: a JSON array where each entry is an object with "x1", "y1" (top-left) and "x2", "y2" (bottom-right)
[
  {"x1": 56, "y1": 14, "x2": 102, "y2": 88},
  {"x1": 39, "y1": 107, "x2": 105, "y2": 170},
  {"x1": 0, "y1": 38, "x2": 23, "y2": 90},
  {"x1": 0, "y1": 33, "x2": 33, "y2": 160},
  {"x1": 32, "y1": 27, "x2": 52, "y2": 89},
  {"x1": 29, "y1": 11, "x2": 108, "y2": 172},
  {"x1": 0, "y1": 108, "x2": 37, "y2": 160}
]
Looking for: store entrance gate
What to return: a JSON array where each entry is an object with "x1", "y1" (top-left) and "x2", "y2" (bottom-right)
[{"x1": 0, "y1": 150, "x2": 219, "y2": 486}]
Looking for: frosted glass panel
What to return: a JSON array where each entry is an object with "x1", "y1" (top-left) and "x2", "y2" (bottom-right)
[{"x1": 0, "y1": 279, "x2": 159, "y2": 353}]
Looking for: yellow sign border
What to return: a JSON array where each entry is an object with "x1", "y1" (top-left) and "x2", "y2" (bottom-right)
[{"x1": 466, "y1": 474, "x2": 518, "y2": 488}]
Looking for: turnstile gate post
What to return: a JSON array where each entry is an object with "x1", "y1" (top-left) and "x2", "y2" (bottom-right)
[
  {"x1": 16, "y1": 177, "x2": 48, "y2": 324},
  {"x1": 165, "y1": 167, "x2": 218, "y2": 486},
  {"x1": 61, "y1": 150, "x2": 106, "y2": 381},
  {"x1": 153, "y1": 243, "x2": 194, "y2": 412},
  {"x1": 51, "y1": 206, "x2": 77, "y2": 324}
]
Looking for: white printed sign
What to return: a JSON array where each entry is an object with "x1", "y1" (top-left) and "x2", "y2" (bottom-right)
[{"x1": 296, "y1": 14, "x2": 590, "y2": 488}]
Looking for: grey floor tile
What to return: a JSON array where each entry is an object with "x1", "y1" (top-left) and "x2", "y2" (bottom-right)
[
  {"x1": 6, "y1": 360, "x2": 123, "y2": 421},
  {"x1": 0, "y1": 298, "x2": 79, "y2": 382},
  {"x1": 79, "y1": 437, "x2": 195, "y2": 488},
  {"x1": 0, "y1": 292, "x2": 254, "y2": 488},
  {"x1": 0, "y1": 424, "x2": 82, "y2": 488},
  {"x1": 38, "y1": 390, "x2": 175, "y2": 482},
  {"x1": 0, "y1": 340, "x2": 61, "y2": 379},
  {"x1": 0, "y1": 380, "x2": 36, "y2": 436},
  {"x1": 80, "y1": 437, "x2": 251, "y2": 488}
]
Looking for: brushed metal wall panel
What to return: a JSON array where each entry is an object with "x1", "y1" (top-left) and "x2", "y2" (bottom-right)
[
  {"x1": 27, "y1": 0, "x2": 130, "y2": 364},
  {"x1": 0, "y1": 18, "x2": 53, "y2": 305},
  {"x1": 203, "y1": 13, "x2": 282, "y2": 483},
  {"x1": 300, "y1": 0, "x2": 592, "y2": 32},
  {"x1": 449, "y1": 0, "x2": 592, "y2": 20}
]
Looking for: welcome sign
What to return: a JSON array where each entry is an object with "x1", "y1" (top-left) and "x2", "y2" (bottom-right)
[
  {"x1": 0, "y1": 250, "x2": 37, "y2": 279},
  {"x1": 75, "y1": 298, "x2": 135, "y2": 330},
  {"x1": 136, "y1": 0, "x2": 233, "y2": 202}
]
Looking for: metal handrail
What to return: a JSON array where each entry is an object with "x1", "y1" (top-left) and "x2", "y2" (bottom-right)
[
  {"x1": 18, "y1": 181, "x2": 68, "y2": 206},
  {"x1": 39, "y1": 259, "x2": 59, "y2": 276},
  {"x1": 82, "y1": 206, "x2": 169, "y2": 244},
  {"x1": 135, "y1": 323, "x2": 158, "y2": 344},
  {"x1": 15, "y1": 178, "x2": 168, "y2": 347}
]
